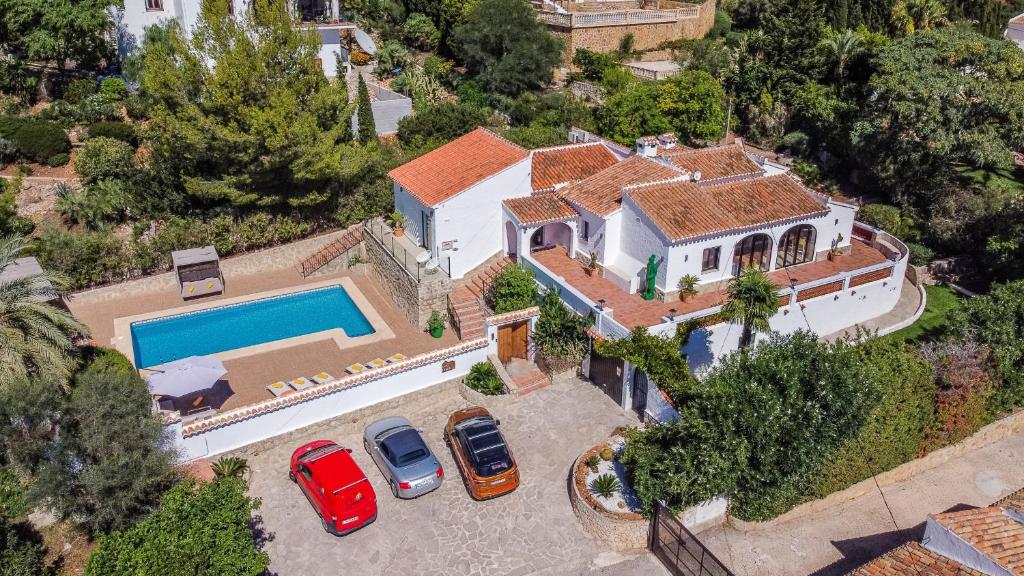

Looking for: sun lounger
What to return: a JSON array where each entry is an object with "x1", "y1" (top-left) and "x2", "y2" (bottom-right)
[
  {"x1": 387, "y1": 353, "x2": 408, "y2": 363},
  {"x1": 366, "y1": 358, "x2": 387, "y2": 369},
  {"x1": 267, "y1": 381, "x2": 290, "y2": 397},
  {"x1": 346, "y1": 363, "x2": 368, "y2": 374},
  {"x1": 311, "y1": 372, "x2": 333, "y2": 384},
  {"x1": 289, "y1": 377, "x2": 314, "y2": 391}
]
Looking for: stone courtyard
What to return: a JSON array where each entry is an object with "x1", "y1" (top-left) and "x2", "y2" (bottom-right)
[{"x1": 239, "y1": 377, "x2": 670, "y2": 576}]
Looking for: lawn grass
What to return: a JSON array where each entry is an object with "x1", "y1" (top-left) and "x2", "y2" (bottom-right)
[
  {"x1": 883, "y1": 285, "x2": 962, "y2": 344},
  {"x1": 958, "y1": 165, "x2": 1024, "y2": 195}
]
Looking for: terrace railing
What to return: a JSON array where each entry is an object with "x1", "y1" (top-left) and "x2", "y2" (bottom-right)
[
  {"x1": 536, "y1": 6, "x2": 699, "y2": 27},
  {"x1": 364, "y1": 219, "x2": 451, "y2": 283}
]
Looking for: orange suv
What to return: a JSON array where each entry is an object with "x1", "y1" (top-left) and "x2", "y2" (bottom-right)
[{"x1": 444, "y1": 407, "x2": 519, "y2": 500}]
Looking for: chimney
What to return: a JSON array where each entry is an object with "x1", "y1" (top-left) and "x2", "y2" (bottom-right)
[
  {"x1": 635, "y1": 136, "x2": 658, "y2": 158},
  {"x1": 734, "y1": 137, "x2": 743, "y2": 149},
  {"x1": 693, "y1": 170, "x2": 702, "y2": 182},
  {"x1": 657, "y1": 132, "x2": 678, "y2": 150},
  {"x1": 679, "y1": 170, "x2": 692, "y2": 182}
]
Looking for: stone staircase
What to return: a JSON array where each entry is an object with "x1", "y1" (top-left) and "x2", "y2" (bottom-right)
[
  {"x1": 447, "y1": 255, "x2": 514, "y2": 340},
  {"x1": 504, "y1": 358, "x2": 551, "y2": 397},
  {"x1": 296, "y1": 226, "x2": 363, "y2": 277}
]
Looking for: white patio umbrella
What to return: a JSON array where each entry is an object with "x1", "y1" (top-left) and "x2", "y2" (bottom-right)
[{"x1": 147, "y1": 356, "x2": 227, "y2": 397}]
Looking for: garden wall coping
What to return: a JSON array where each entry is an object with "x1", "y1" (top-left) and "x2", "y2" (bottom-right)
[{"x1": 728, "y1": 408, "x2": 1024, "y2": 530}]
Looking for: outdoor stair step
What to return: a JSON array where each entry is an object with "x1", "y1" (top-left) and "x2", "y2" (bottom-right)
[{"x1": 296, "y1": 227, "x2": 363, "y2": 277}]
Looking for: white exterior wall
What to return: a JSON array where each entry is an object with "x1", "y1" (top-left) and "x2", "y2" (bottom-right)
[
  {"x1": 680, "y1": 254, "x2": 908, "y2": 374},
  {"x1": 394, "y1": 183, "x2": 431, "y2": 249},
  {"x1": 620, "y1": 199, "x2": 671, "y2": 289},
  {"x1": 429, "y1": 158, "x2": 532, "y2": 279},
  {"x1": 174, "y1": 342, "x2": 491, "y2": 460},
  {"x1": 572, "y1": 206, "x2": 623, "y2": 266}
]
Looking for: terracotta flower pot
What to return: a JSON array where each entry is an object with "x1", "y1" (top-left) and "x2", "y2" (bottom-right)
[{"x1": 394, "y1": 227, "x2": 404, "y2": 238}]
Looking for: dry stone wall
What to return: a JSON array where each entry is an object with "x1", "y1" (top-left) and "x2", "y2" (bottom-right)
[{"x1": 365, "y1": 231, "x2": 451, "y2": 329}]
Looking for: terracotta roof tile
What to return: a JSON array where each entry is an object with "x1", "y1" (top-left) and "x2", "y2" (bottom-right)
[
  {"x1": 659, "y1": 143, "x2": 765, "y2": 181},
  {"x1": 995, "y1": 488, "x2": 1024, "y2": 513},
  {"x1": 846, "y1": 542, "x2": 984, "y2": 576},
  {"x1": 626, "y1": 174, "x2": 828, "y2": 243},
  {"x1": 388, "y1": 128, "x2": 529, "y2": 207},
  {"x1": 531, "y1": 143, "x2": 621, "y2": 192},
  {"x1": 504, "y1": 195, "x2": 577, "y2": 225},
  {"x1": 931, "y1": 506, "x2": 1024, "y2": 574},
  {"x1": 560, "y1": 155, "x2": 681, "y2": 217}
]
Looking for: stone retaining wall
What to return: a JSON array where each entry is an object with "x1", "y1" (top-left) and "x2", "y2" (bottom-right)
[
  {"x1": 71, "y1": 228, "x2": 351, "y2": 304},
  {"x1": 729, "y1": 409, "x2": 1024, "y2": 530},
  {"x1": 365, "y1": 230, "x2": 451, "y2": 329},
  {"x1": 568, "y1": 443, "x2": 649, "y2": 550}
]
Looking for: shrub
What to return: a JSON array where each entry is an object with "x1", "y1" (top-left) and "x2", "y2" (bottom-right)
[
  {"x1": 74, "y1": 136, "x2": 135, "y2": 184},
  {"x1": 45, "y1": 152, "x2": 69, "y2": 167},
  {"x1": 36, "y1": 100, "x2": 79, "y2": 128},
  {"x1": 858, "y1": 204, "x2": 917, "y2": 241},
  {"x1": 465, "y1": 362, "x2": 505, "y2": 395},
  {"x1": 374, "y1": 41, "x2": 409, "y2": 78},
  {"x1": 403, "y1": 13, "x2": 440, "y2": 50},
  {"x1": 64, "y1": 78, "x2": 97, "y2": 104},
  {"x1": 211, "y1": 457, "x2": 250, "y2": 479},
  {"x1": 423, "y1": 55, "x2": 454, "y2": 79},
  {"x1": 350, "y1": 48, "x2": 371, "y2": 66},
  {"x1": 0, "y1": 138, "x2": 17, "y2": 166},
  {"x1": 9, "y1": 119, "x2": 70, "y2": 163},
  {"x1": 709, "y1": 9, "x2": 732, "y2": 38},
  {"x1": 919, "y1": 339, "x2": 995, "y2": 450},
  {"x1": 123, "y1": 94, "x2": 148, "y2": 120},
  {"x1": 75, "y1": 93, "x2": 118, "y2": 124},
  {"x1": 489, "y1": 263, "x2": 538, "y2": 313},
  {"x1": 58, "y1": 180, "x2": 132, "y2": 229},
  {"x1": 571, "y1": 49, "x2": 618, "y2": 82},
  {"x1": 907, "y1": 242, "x2": 934, "y2": 266},
  {"x1": 397, "y1": 102, "x2": 490, "y2": 146},
  {"x1": 85, "y1": 479, "x2": 270, "y2": 576},
  {"x1": 87, "y1": 121, "x2": 137, "y2": 146},
  {"x1": 779, "y1": 131, "x2": 810, "y2": 157},
  {"x1": 590, "y1": 474, "x2": 622, "y2": 498},
  {"x1": 99, "y1": 77, "x2": 128, "y2": 102},
  {"x1": 0, "y1": 519, "x2": 45, "y2": 575},
  {"x1": 501, "y1": 124, "x2": 567, "y2": 149},
  {"x1": 532, "y1": 288, "x2": 589, "y2": 368},
  {"x1": 32, "y1": 226, "x2": 129, "y2": 288}
]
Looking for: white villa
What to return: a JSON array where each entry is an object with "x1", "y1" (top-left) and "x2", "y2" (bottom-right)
[
  {"x1": 112, "y1": 0, "x2": 358, "y2": 77},
  {"x1": 389, "y1": 127, "x2": 914, "y2": 419}
]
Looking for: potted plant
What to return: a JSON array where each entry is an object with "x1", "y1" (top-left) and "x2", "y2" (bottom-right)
[
  {"x1": 585, "y1": 251, "x2": 599, "y2": 276},
  {"x1": 828, "y1": 232, "x2": 844, "y2": 261},
  {"x1": 389, "y1": 210, "x2": 406, "y2": 237},
  {"x1": 427, "y1": 309, "x2": 446, "y2": 338},
  {"x1": 677, "y1": 274, "x2": 700, "y2": 301}
]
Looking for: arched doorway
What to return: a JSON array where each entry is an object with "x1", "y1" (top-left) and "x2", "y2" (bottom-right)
[
  {"x1": 631, "y1": 367, "x2": 648, "y2": 418},
  {"x1": 530, "y1": 222, "x2": 573, "y2": 254},
  {"x1": 776, "y1": 224, "x2": 817, "y2": 268},
  {"x1": 505, "y1": 220, "x2": 518, "y2": 259},
  {"x1": 731, "y1": 233, "x2": 772, "y2": 276}
]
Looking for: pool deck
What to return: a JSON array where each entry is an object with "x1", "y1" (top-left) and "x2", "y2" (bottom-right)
[{"x1": 68, "y1": 268, "x2": 460, "y2": 413}]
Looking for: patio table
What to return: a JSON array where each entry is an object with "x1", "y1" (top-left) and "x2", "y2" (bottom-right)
[
  {"x1": 267, "y1": 381, "x2": 290, "y2": 397},
  {"x1": 289, "y1": 377, "x2": 314, "y2": 391},
  {"x1": 311, "y1": 372, "x2": 334, "y2": 384}
]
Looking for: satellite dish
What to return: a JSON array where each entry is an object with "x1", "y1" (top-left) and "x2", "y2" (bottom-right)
[{"x1": 354, "y1": 29, "x2": 377, "y2": 55}]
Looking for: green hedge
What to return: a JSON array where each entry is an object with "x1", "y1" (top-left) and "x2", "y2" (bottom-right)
[
  {"x1": 0, "y1": 116, "x2": 71, "y2": 163},
  {"x1": 87, "y1": 121, "x2": 137, "y2": 146}
]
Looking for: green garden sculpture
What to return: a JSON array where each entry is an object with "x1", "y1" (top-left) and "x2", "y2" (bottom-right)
[{"x1": 642, "y1": 254, "x2": 658, "y2": 300}]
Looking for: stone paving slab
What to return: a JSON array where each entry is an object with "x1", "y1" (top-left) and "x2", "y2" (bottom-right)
[{"x1": 244, "y1": 378, "x2": 668, "y2": 576}]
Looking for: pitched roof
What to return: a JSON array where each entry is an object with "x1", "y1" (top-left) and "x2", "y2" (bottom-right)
[
  {"x1": 504, "y1": 194, "x2": 577, "y2": 225},
  {"x1": 388, "y1": 128, "x2": 529, "y2": 207},
  {"x1": 995, "y1": 488, "x2": 1024, "y2": 512},
  {"x1": 531, "y1": 143, "x2": 621, "y2": 192},
  {"x1": 626, "y1": 174, "x2": 828, "y2": 242},
  {"x1": 659, "y1": 144, "x2": 764, "y2": 182},
  {"x1": 560, "y1": 155, "x2": 681, "y2": 217},
  {"x1": 931, "y1": 506, "x2": 1024, "y2": 574},
  {"x1": 846, "y1": 542, "x2": 985, "y2": 576}
]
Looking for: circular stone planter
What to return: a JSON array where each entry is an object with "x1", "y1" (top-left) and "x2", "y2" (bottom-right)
[
  {"x1": 459, "y1": 381, "x2": 511, "y2": 410},
  {"x1": 568, "y1": 440, "x2": 649, "y2": 550}
]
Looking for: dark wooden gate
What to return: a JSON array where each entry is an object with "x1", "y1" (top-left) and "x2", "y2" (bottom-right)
[
  {"x1": 587, "y1": 350, "x2": 624, "y2": 404},
  {"x1": 650, "y1": 502, "x2": 734, "y2": 576}
]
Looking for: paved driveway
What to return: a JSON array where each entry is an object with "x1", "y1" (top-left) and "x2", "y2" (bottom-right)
[{"x1": 244, "y1": 378, "x2": 668, "y2": 576}]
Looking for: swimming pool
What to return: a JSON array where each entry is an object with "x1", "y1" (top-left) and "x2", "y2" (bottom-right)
[{"x1": 131, "y1": 285, "x2": 375, "y2": 368}]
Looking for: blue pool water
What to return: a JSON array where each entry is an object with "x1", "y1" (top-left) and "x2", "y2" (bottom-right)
[{"x1": 131, "y1": 285, "x2": 375, "y2": 368}]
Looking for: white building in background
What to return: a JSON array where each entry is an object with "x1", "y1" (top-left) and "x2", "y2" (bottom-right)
[
  {"x1": 111, "y1": 0, "x2": 357, "y2": 77},
  {"x1": 389, "y1": 127, "x2": 914, "y2": 421},
  {"x1": 1006, "y1": 13, "x2": 1024, "y2": 50}
]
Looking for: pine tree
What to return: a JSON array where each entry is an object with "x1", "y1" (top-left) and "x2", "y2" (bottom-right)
[{"x1": 356, "y1": 74, "x2": 376, "y2": 143}]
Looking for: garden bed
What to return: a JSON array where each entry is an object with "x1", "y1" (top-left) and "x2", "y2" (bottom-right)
[{"x1": 568, "y1": 436, "x2": 648, "y2": 549}]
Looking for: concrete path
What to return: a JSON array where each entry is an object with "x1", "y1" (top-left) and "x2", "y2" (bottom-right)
[
  {"x1": 823, "y1": 278, "x2": 922, "y2": 341},
  {"x1": 243, "y1": 378, "x2": 668, "y2": 576},
  {"x1": 698, "y1": 428, "x2": 1024, "y2": 576}
]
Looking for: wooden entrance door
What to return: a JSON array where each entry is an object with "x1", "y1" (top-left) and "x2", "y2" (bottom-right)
[{"x1": 497, "y1": 320, "x2": 529, "y2": 364}]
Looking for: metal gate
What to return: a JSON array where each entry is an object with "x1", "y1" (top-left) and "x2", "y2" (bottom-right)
[{"x1": 649, "y1": 502, "x2": 734, "y2": 576}]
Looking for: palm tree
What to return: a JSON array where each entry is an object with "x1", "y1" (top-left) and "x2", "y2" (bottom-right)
[
  {"x1": 720, "y1": 268, "x2": 780, "y2": 351},
  {"x1": 892, "y1": 0, "x2": 948, "y2": 35},
  {"x1": 0, "y1": 235, "x2": 88, "y2": 388},
  {"x1": 820, "y1": 28, "x2": 862, "y2": 83}
]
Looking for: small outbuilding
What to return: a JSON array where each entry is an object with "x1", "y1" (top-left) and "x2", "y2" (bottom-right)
[{"x1": 172, "y1": 246, "x2": 223, "y2": 299}]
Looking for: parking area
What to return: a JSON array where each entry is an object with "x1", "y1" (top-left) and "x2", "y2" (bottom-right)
[{"x1": 242, "y1": 378, "x2": 669, "y2": 576}]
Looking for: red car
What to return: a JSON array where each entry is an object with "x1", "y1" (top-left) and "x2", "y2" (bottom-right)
[{"x1": 289, "y1": 440, "x2": 378, "y2": 536}]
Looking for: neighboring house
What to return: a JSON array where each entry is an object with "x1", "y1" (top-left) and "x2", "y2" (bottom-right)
[
  {"x1": 1006, "y1": 13, "x2": 1024, "y2": 50},
  {"x1": 847, "y1": 488, "x2": 1024, "y2": 575},
  {"x1": 112, "y1": 0, "x2": 357, "y2": 77},
  {"x1": 389, "y1": 127, "x2": 911, "y2": 422}
]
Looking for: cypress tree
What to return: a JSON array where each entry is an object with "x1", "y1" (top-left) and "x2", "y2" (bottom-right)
[{"x1": 356, "y1": 74, "x2": 376, "y2": 143}]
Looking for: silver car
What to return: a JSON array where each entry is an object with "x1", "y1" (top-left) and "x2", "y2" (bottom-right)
[{"x1": 363, "y1": 416, "x2": 444, "y2": 499}]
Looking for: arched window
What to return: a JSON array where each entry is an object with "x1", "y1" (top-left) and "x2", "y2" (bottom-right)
[
  {"x1": 776, "y1": 224, "x2": 817, "y2": 268},
  {"x1": 731, "y1": 233, "x2": 772, "y2": 275}
]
